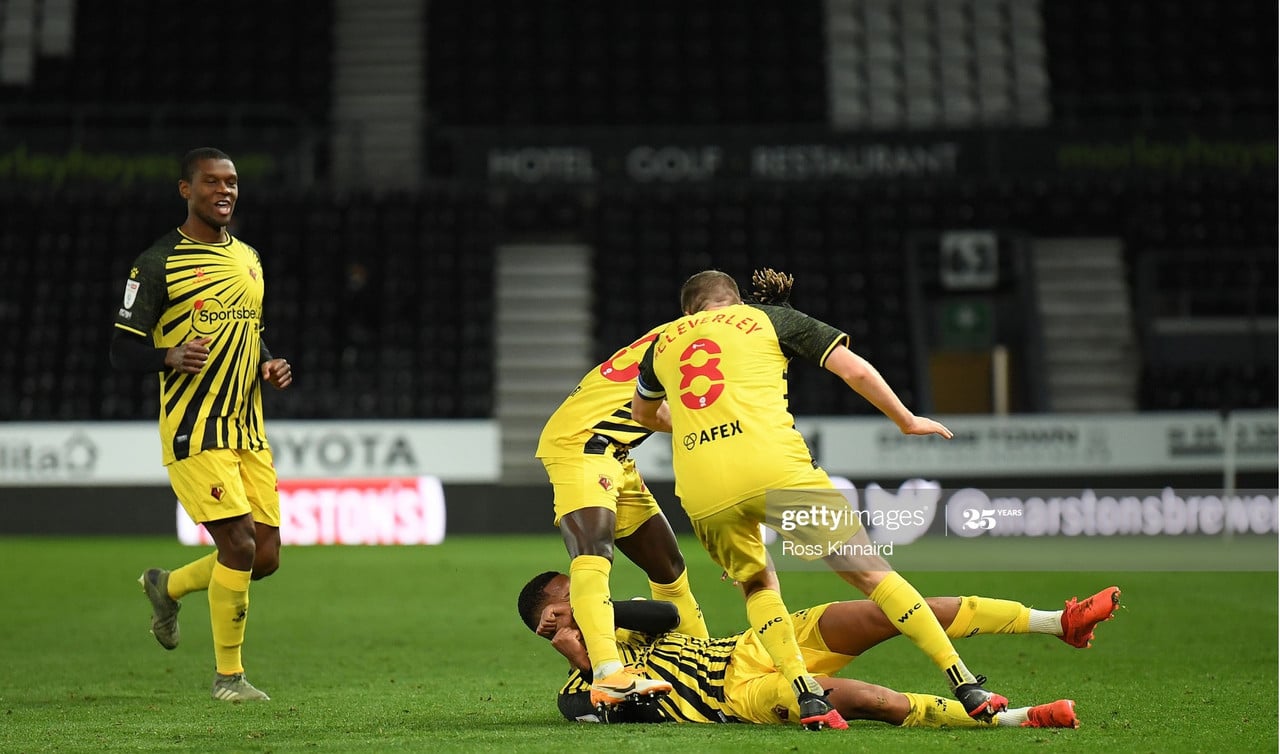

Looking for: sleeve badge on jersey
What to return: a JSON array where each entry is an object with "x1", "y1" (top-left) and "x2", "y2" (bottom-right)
[
  {"x1": 598, "y1": 475, "x2": 614, "y2": 491},
  {"x1": 122, "y1": 279, "x2": 141, "y2": 309}
]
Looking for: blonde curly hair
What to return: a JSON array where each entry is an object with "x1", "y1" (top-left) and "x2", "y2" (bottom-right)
[{"x1": 749, "y1": 267, "x2": 794, "y2": 305}]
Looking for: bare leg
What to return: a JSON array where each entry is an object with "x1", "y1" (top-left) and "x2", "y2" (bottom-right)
[
  {"x1": 559, "y1": 507, "x2": 616, "y2": 561},
  {"x1": 252, "y1": 522, "x2": 280, "y2": 579},
  {"x1": 816, "y1": 597, "x2": 963, "y2": 656},
  {"x1": 817, "y1": 676, "x2": 911, "y2": 724},
  {"x1": 204, "y1": 513, "x2": 257, "y2": 569},
  {"x1": 615, "y1": 514, "x2": 685, "y2": 584}
]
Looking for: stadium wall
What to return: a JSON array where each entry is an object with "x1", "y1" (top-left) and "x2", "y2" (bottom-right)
[
  {"x1": 0, "y1": 413, "x2": 1274, "y2": 537},
  {"x1": 3, "y1": 475, "x2": 1276, "y2": 539}
]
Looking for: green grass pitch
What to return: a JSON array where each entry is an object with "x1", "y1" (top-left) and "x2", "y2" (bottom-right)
[{"x1": 0, "y1": 534, "x2": 1275, "y2": 753}]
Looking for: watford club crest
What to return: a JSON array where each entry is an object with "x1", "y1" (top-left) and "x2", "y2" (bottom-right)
[
  {"x1": 211, "y1": 485, "x2": 225, "y2": 501},
  {"x1": 598, "y1": 475, "x2": 614, "y2": 491}
]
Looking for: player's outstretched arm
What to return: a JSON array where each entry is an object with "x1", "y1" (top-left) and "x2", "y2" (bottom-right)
[{"x1": 823, "y1": 346, "x2": 952, "y2": 439}]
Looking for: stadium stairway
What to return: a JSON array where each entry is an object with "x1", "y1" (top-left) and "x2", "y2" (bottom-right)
[
  {"x1": 493, "y1": 244, "x2": 594, "y2": 483},
  {"x1": 1031, "y1": 238, "x2": 1140, "y2": 412},
  {"x1": 331, "y1": 0, "x2": 424, "y2": 188}
]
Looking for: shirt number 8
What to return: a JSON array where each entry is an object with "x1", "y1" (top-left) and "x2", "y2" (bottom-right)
[{"x1": 678, "y1": 339, "x2": 725, "y2": 410}]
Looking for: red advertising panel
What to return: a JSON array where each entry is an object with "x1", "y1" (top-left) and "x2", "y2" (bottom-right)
[{"x1": 177, "y1": 477, "x2": 446, "y2": 545}]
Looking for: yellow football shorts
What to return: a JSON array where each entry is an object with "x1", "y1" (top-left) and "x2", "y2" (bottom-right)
[
  {"x1": 542, "y1": 454, "x2": 661, "y2": 539},
  {"x1": 167, "y1": 448, "x2": 281, "y2": 527},
  {"x1": 692, "y1": 483, "x2": 861, "y2": 584},
  {"x1": 723, "y1": 602, "x2": 856, "y2": 725}
]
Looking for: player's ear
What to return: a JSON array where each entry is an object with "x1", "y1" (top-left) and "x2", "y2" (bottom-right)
[{"x1": 178, "y1": 180, "x2": 191, "y2": 200}]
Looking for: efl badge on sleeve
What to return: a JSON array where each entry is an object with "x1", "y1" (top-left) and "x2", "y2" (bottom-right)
[{"x1": 123, "y1": 279, "x2": 141, "y2": 309}]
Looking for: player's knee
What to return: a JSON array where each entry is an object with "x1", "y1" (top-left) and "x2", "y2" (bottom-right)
[
  {"x1": 642, "y1": 554, "x2": 685, "y2": 585},
  {"x1": 251, "y1": 534, "x2": 280, "y2": 579},
  {"x1": 738, "y1": 569, "x2": 778, "y2": 596},
  {"x1": 830, "y1": 566, "x2": 887, "y2": 595},
  {"x1": 212, "y1": 522, "x2": 258, "y2": 570},
  {"x1": 252, "y1": 553, "x2": 279, "y2": 580}
]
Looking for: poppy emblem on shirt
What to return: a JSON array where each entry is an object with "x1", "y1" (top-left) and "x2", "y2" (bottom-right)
[{"x1": 194, "y1": 267, "x2": 205, "y2": 278}]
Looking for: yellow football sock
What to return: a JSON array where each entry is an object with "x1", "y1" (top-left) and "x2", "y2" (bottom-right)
[
  {"x1": 900, "y1": 693, "x2": 993, "y2": 728},
  {"x1": 869, "y1": 572, "x2": 974, "y2": 687},
  {"x1": 209, "y1": 561, "x2": 252, "y2": 676},
  {"x1": 569, "y1": 555, "x2": 621, "y2": 679},
  {"x1": 649, "y1": 569, "x2": 709, "y2": 638},
  {"x1": 167, "y1": 551, "x2": 218, "y2": 599},
  {"x1": 744, "y1": 589, "x2": 820, "y2": 697},
  {"x1": 945, "y1": 596, "x2": 1031, "y2": 638}
]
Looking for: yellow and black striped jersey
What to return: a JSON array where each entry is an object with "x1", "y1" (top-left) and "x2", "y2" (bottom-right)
[
  {"x1": 113, "y1": 228, "x2": 269, "y2": 465},
  {"x1": 558, "y1": 629, "x2": 743, "y2": 724},
  {"x1": 636, "y1": 303, "x2": 847, "y2": 519},
  {"x1": 536, "y1": 323, "x2": 670, "y2": 458}
]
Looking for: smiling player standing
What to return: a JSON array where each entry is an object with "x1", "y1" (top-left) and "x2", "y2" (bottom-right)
[{"x1": 110, "y1": 147, "x2": 292, "y2": 702}]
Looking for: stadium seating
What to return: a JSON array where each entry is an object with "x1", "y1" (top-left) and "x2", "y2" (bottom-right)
[
  {"x1": 0, "y1": 188, "x2": 495, "y2": 421},
  {"x1": 587, "y1": 173, "x2": 1275, "y2": 415},
  {"x1": 426, "y1": 0, "x2": 827, "y2": 126},
  {"x1": 6, "y1": 171, "x2": 1270, "y2": 421},
  {"x1": 1, "y1": 1, "x2": 332, "y2": 129},
  {"x1": 1043, "y1": 0, "x2": 1277, "y2": 124},
  {"x1": 0, "y1": 0, "x2": 1274, "y2": 421}
]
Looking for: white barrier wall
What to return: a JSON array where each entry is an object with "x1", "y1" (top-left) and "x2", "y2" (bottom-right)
[
  {"x1": 629, "y1": 410, "x2": 1278, "y2": 480},
  {"x1": 0, "y1": 420, "x2": 499, "y2": 486},
  {"x1": 0, "y1": 411, "x2": 1273, "y2": 486},
  {"x1": 0, "y1": 413, "x2": 1273, "y2": 544}
]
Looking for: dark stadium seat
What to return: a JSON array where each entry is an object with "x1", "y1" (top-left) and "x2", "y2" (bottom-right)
[
  {"x1": 1044, "y1": 0, "x2": 1277, "y2": 124},
  {"x1": 426, "y1": 0, "x2": 826, "y2": 126},
  {"x1": 0, "y1": 187, "x2": 499, "y2": 421},
  {"x1": 11, "y1": 1, "x2": 331, "y2": 127},
  {"x1": 3, "y1": 0, "x2": 1277, "y2": 422}
]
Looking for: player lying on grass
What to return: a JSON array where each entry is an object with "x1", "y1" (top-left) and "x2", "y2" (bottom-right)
[{"x1": 518, "y1": 571, "x2": 1120, "y2": 729}]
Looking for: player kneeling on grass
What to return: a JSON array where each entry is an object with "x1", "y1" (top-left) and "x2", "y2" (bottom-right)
[{"x1": 518, "y1": 571, "x2": 1120, "y2": 730}]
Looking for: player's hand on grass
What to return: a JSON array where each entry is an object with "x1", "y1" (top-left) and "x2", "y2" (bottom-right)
[
  {"x1": 900, "y1": 415, "x2": 953, "y2": 439},
  {"x1": 165, "y1": 336, "x2": 211, "y2": 374},
  {"x1": 262, "y1": 358, "x2": 292, "y2": 389}
]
